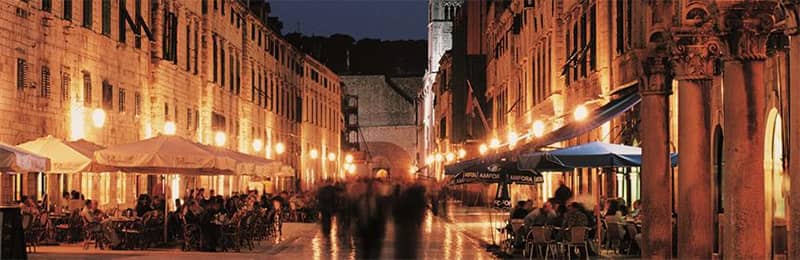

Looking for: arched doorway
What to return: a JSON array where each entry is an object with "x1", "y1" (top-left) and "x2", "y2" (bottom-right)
[{"x1": 765, "y1": 109, "x2": 788, "y2": 257}]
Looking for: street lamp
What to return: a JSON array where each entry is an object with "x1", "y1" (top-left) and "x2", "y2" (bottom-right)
[
  {"x1": 91, "y1": 108, "x2": 106, "y2": 128},
  {"x1": 252, "y1": 139, "x2": 263, "y2": 152},
  {"x1": 532, "y1": 120, "x2": 545, "y2": 138},
  {"x1": 574, "y1": 105, "x2": 589, "y2": 121},
  {"x1": 275, "y1": 142, "x2": 286, "y2": 155},
  {"x1": 163, "y1": 121, "x2": 176, "y2": 135},
  {"x1": 214, "y1": 131, "x2": 226, "y2": 147},
  {"x1": 425, "y1": 155, "x2": 434, "y2": 165},
  {"x1": 309, "y1": 148, "x2": 319, "y2": 159},
  {"x1": 327, "y1": 152, "x2": 336, "y2": 161},
  {"x1": 458, "y1": 148, "x2": 467, "y2": 159},
  {"x1": 435, "y1": 153, "x2": 444, "y2": 162}
]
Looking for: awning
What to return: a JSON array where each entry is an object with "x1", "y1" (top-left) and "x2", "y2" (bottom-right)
[
  {"x1": 94, "y1": 135, "x2": 236, "y2": 175},
  {"x1": 516, "y1": 90, "x2": 641, "y2": 152},
  {"x1": 17, "y1": 136, "x2": 106, "y2": 173},
  {"x1": 448, "y1": 160, "x2": 542, "y2": 186},
  {"x1": 445, "y1": 88, "x2": 641, "y2": 173},
  {"x1": 518, "y1": 141, "x2": 678, "y2": 171},
  {"x1": 0, "y1": 143, "x2": 49, "y2": 173}
]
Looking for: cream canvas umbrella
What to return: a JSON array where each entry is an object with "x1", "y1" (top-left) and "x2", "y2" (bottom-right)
[
  {"x1": 17, "y1": 136, "x2": 106, "y2": 173},
  {"x1": 0, "y1": 143, "x2": 49, "y2": 173},
  {"x1": 201, "y1": 145, "x2": 282, "y2": 177},
  {"x1": 94, "y1": 135, "x2": 236, "y2": 175}
]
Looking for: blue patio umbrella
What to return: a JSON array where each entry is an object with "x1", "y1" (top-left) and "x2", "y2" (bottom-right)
[{"x1": 518, "y1": 141, "x2": 678, "y2": 171}]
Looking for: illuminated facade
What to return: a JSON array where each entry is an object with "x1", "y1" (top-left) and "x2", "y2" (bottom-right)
[
  {"x1": 446, "y1": 0, "x2": 800, "y2": 258},
  {"x1": 0, "y1": 0, "x2": 341, "y2": 204}
]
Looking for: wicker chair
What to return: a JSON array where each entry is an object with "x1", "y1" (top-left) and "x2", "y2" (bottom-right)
[
  {"x1": 526, "y1": 226, "x2": 558, "y2": 260},
  {"x1": 82, "y1": 218, "x2": 106, "y2": 250},
  {"x1": 561, "y1": 227, "x2": 589, "y2": 260}
]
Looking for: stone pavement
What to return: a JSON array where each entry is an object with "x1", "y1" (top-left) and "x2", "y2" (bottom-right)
[{"x1": 29, "y1": 212, "x2": 497, "y2": 260}]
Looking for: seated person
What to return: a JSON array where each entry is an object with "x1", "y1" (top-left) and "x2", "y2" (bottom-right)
[{"x1": 524, "y1": 200, "x2": 556, "y2": 227}]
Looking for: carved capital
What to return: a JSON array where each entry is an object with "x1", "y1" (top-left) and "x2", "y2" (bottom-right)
[
  {"x1": 722, "y1": 1, "x2": 777, "y2": 60},
  {"x1": 671, "y1": 32, "x2": 723, "y2": 81},
  {"x1": 638, "y1": 48, "x2": 672, "y2": 96}
]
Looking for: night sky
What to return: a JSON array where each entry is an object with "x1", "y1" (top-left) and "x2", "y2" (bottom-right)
[{"x1": 269, "y1": 0, "x2": 428, "y2": 40}]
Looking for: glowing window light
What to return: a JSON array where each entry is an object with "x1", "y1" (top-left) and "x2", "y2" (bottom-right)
[
  {"x1": 574, "y1": 105, "x2": 589, "y2": 121},
  {"x1": 91, "y1": 108, "x2": 106, "y2": 128},
  {"x1": 214, "y1": 131, "x2": 227, "y2": 147},
  {"x1": 163, "y1": 121, "x2": 177, "y2": 135},
  {"x1": 309, "y1": 148, "x2": 319, "y2": 159},
  {"x1": 532, "y1": 120, "x2": 546, "y2": 138},
  {"x1": 327, "y1": 152, "x2": 336, "y2": 161}
]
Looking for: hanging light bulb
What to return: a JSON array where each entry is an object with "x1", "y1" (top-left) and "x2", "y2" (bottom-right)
[
  {"x1": 574, "y1": 105, "x2": 589, "y2": 121},
  {"x1": 275, "y1": 142, "x2": 286, "y2": 154},
  {"x1": 345, "y1": 154, "x2": 354, "y2": 163},
  {"x1": 214, "y1": 131, "x2": 226, "y2": 147},
  {"x1": 91, "y1": 108, "x2": 106, "y2": 128},
  {"x1": 445, "y1": 152, "x2": 455, "y2": 162},
  {"x1": 507, "y1": 131, "x2": 519, "y2": 147},
  {"x1": 458, "y1": 148, "x2": 467, "y2": 158},
  {"x1": 163, "y1": 121, "x2": 176, "y2": 135},
  {"x1": 309, "y1": 148, "x2": 319, "y2": 159},
  {"x1": 327, "y1": 152, "x2": 336, "y2": 161},
  {"x1": 479, "y1": 144, "x2": 488, "y2": 155},
  {"x1": 532, "y1": 120, "x2": 545, "y2": 138},
  {"x1": 489, "y1": 138, "x2": 501, "y2": 148},
  {"x1": 252, "y1": 139, "x2": 263, "y2": 152}
]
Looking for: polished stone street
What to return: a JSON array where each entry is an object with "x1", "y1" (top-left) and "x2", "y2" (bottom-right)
[{"x1": 30, "y1": 211, "x2": 495, "y2": 260}]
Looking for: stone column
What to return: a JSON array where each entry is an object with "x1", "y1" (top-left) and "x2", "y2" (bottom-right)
[
  {"x1": 639, "y1": 53, "x2": 673, "y2": 259},
  {"x1": 790, "y1": 30, "x2": 800, "y2": 260},
  {"x1": 784, "y1": 3, "x2": 800, "y2": 257},
  {"x1": 671, "y1": 33, "x2": 720, "y2": 259},
  {"x1": 720, "y1": 3, "x2": 775, "y2": 259}
]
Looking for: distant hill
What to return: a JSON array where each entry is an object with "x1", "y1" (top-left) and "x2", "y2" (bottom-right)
[{"x1": 285, "y1": 33, "x2": 427, "y2": 76}]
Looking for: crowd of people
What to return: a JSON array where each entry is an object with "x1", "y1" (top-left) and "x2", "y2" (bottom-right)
[
  {"x1": 504, "y1": 181, "x2": 644, "y2": 256},
  {"x1": 19, "y1": 187, "x2": 318, "y2": 252},
  {"x1": 314, "y1": 178, "x2": 429, "y2": 259}
]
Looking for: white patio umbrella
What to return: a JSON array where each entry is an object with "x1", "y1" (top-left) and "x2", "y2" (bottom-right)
[
  {"x1": 94, "y1": 135, "x2": 236, "y2": 175},
  {"x1": 201, "y1": 145, "x2": 282, "y2": 178},
  {"x1": 0, "y1": 143, "x2": 49, "y2": 173},
  {"x1": 94, "y1": 135, "x2": 240, "y2": 242},
  {"x1": 17, "y1": 136, "x2": 106, "y2": 174}
]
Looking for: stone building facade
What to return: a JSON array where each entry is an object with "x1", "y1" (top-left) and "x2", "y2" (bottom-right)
[
  {"x1": 341, "y1": 75, "x2": 421, "y2": 180},
  {"x1": 0, "y1": 0, "x2": 342, "y2": 205},
  {"x1": 442, "y1": 0, "x2": 799, "y2": 258}
]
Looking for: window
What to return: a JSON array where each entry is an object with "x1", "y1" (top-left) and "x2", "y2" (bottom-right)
[
  {"x1": 590, "y1": 5, "x2": 597, "y2": 71},
  {"x1": 101, "y1": 0, "x2": 110, "y2": 35},
  {"x1": 186, "y1": 108, "x2": 192, "y2": 130},
  {"x1": 63, "y1": 0, "x2": 72, "y2": 20},
  {"x1": 16, "y1": 59, "x2": 27, "y2": 90},
  {"x1": 82, "y1": 0, "x2": 92, "y2": 28},
  {"x1": 61, "y1": 71, "x2": 71, "y2": 102},
  {"x1": 201, "y1": 0, "x2": 207, "y2": 14},
  {"x1": 220, "y1": 47, "x2": 225, "y2": 87},
  {"x1": 236, "y1": 56, "x2": 241, "y2": 94},
  {"x1": 193, "y1": 22, "x2": 198, "y2": 75},
  {"x1": 118, "y1": 88, "x2": 126, "y2": 112},
  {"x1": 43, "y1": 0, "x2": 52, "y2": 12},
  {"x1": 229, "y1": 52, "x2": 234, "y2": 92},
  {"x1": 102, "y1": 80, "x2": 113, "y2": 110},
  {"x1": 134, "y1": 92, "x2": 141, "y2": 115},
  {"x1": 186, "y1": 24, "x2": 191, "y2": 71},
  {"x1": 212, "y1": 35, "x2": 218, "y2": 82},
  {"x1": 83, "y1": 72, "x2": 91, "y2": 105},
  {"x1": 162, "y1": 11, "x2": 178, "y2": 63},
  {"x1": 41, "y1": 65, "x2": 51, "y2": 97}
]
